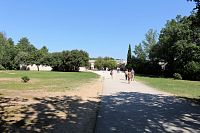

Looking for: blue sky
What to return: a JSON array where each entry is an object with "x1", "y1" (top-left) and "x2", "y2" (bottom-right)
[{"x1": 0, "y1": 0, "x2": 195, "y2": 59}]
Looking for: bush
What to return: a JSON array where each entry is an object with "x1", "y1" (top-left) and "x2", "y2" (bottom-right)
[
  {"x1": 0, "y1": 65, "x2": 5, "y2": 70},
  {"x1": 21, "y1": 76, "x2": 30, "y2": 83},
  {"x1": 173, "y1": 73, "x2": 182, "y2": 80}
]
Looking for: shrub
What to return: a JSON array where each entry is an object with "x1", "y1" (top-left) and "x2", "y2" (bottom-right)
[
  {"x1": 0, "y1": 65, "x2": 5, "y2": 70},
  {"x1": 21, "y1": 76, "x2": 30, "y2": 83},
  {"x1": 173, "y1": 73, "x2": 182, "y2": 80}
]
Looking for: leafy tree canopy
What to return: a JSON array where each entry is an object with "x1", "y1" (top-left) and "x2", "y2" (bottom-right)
[{"x1": 94, "y1": 57, "x2": 117, "y2": 70}]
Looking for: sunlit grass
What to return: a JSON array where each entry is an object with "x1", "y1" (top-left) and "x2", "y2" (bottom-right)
[
  {"x1": 136, "y1": 75, "x2": 200, "y2": 99},
  {"x1": 0, "y1": 71, "x2": 99, "y2": 91}
]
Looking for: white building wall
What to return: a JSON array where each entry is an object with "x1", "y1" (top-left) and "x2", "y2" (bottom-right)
[
  {"x1": 26, "y1": 64, "x2": 52, "y2": 71},
  {"x1": 79, "y1": 67, "x2": 87, "y2": 71}
]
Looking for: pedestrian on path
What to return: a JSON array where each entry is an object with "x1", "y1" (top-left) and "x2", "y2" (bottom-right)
[
  {"x1": 125, "y1": 69, "x2": 128, "y2": 80},
  {"x1": 110, "y1": 69, "x2": 114, "y2": 79},
  {"x1": 131, "y1": 69, "x2": 135, "y2": 81},
  {"x1": 127, "y1": 69, "x2": 132, "y2": 84}
]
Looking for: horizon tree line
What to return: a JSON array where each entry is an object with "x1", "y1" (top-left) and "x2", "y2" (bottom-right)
[{"x1": 0, "y1": 34, "x2": 89, "y2": 72}]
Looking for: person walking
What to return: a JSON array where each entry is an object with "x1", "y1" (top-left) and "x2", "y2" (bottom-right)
[
  {"x1": 125, "y1": 69, "x2": 128, "y2": 80},
  {"x1": 110, "y1": 69, "x2": 114, "y2": 79},
  {"x1": 131, "y1": 69, "x2": 135, "y2": 81},
  {"x1": 127, "y1": 69, "x2": 132, "y2": 84}
]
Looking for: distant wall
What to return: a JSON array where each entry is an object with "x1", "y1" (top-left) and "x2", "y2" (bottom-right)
[
  {"x1": 20, "y1": 64, "x2": 52, "y2": 71},
  {"x1": 79, "y1": 67, "x2": 87, "y2": 72},
  {"x1": 20, "y1": 64, "x2": 89, "y2": 72}
]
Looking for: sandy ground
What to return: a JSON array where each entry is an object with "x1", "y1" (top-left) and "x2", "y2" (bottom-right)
[{"x1": 0, "y1": 78, "x2": 102, "y2": 133}]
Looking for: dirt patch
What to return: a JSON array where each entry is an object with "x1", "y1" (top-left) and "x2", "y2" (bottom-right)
[
  {"x1": 0, "y1": 78, "x2": 42, "y2": 85},
  {"x1": 0, "y1": 78, "x2": 102, "y2": 133},
  {"x1": 0, "y1": 78, "x2": 19, "y2": 82}
]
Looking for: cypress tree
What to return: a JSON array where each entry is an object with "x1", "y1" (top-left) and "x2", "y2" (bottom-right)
[{"x1": 126, "y1": 44, "x2": 132, "y2": 69}]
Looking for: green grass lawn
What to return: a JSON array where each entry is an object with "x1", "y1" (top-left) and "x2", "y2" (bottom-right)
[
  {"x1": 0, "y1": 70, "x2": 99, "y2": 91},
  {"x1": 136, "y1": 75, "x2": 200, "y2": 99}
]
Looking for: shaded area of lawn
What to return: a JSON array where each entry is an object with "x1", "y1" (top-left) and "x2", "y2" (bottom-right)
[
  {"x1": 135, "y1": 75, "x2": 200, "y2": 99},
  {"x1": 96, "y1": 92, "x2": 200, "y2": 133},
  {"x1": 0, "y1": 96, "x2": 99, "y2": 133},
  {"x1": 0, "y1": 71, "x2": 99, "y2": 91}
]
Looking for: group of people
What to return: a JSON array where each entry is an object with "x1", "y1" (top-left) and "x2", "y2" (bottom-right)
[
  {"x1": 109, "y1": 69, "x2": 135, "y2": 84},
  {"x1": 125, "y1": 69, "x2": 134, "y2": 84}
]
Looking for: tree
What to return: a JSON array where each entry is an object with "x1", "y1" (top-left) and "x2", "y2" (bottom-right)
[
  {"x1": 188, "y1": 0, "x2": 200, "y2": 27},
  {"x1": 17, "y1": 37, "x2": 33, "y2": 52},
  {"x1": 16, "y1": 37, "x2": 37, "y2": 68},
  {"x1": 49, "y1": 52, "x2": 63, "y2": 71},
  {"x1": 94, "y1": 57, "x2": 104, "y2": 70},
  {"x1": 188, "y1": 0, "x2": 200, "y2": 13},
  {"x1": 77, "y1": 50, "x2": 90, "y2": 67},
  {"x1": 104, "y1": 59, "x2": 117, "y2": 70},
  {"x1": 0, "y1": 32, "x2": 91, "y2": 72},
  {"x1": 134, "y1": 43, "x2": 146, "y2": 61},
  {"x1": 0, "y1": 33, "x2": 18, "y2": 70},
  {"x1": 33, "y1": 46, "x2": 49, "y2": 71},
  {"x1": 154, "y1": 15, "x2": 200, "y2": 80},
  {"x1": 49, "y1": 50, "x2": 89, "y2": 72},
  {"x1": 126, "y1": 44, "x2": 132, "y2": 69},
  {"x1": 69, "y1": 50, "x2": 89, "y2": 71},
  {"x1": 142, "y1": 29, "x2": 158, "y2": 60},
  {"x1": 7, "y1": 38, "x2": 14, "y2": 46},
  {"x1": 0, "y1": 32, "x2": 8, "y2": 67},
  {"x1": 14, "y1": 52, "x2": 29, "y2": 70},
  {"x1": 94, "y1": 57, "x2": 117, "y2": 70}
]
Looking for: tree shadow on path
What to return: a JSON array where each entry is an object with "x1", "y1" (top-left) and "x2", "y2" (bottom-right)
[
  {"x1": 0, "y1": 96, "x2": 98, "y2": 133},
  {"x1": 96, "y1": 92, "x2": 200, "y2": 133}
]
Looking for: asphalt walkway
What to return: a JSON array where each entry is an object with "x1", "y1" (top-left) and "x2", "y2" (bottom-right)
[{"x1": 94, "y1": 71, "x2": 200, "y2": 133}]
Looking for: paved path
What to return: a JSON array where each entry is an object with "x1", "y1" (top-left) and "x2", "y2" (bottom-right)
[{"x1": 93, "y1": 71, "x2": 200, "y2": 133}]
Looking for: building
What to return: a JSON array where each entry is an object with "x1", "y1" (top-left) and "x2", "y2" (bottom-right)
[
  {"x1": 89, "y1": 60, "x2": 95, "y2": 70},
  {"x1": 115, "y1": 59, "x2": 127, "y2": 65}
]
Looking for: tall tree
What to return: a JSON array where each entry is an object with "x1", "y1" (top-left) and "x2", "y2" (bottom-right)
[
  {"x1": 126, "y1": 44, "x2": 132, "y2": 69},
  {"x1": 94, "y1": 57, "x2": 104, "y2": 70},
  {"x1": 188, "y1": 0, "x2": 200, "y2": 11},
  {"x1": 17, "y1": 37, "x2": 31, "y2": 52},
  {"x1": 48, "y1": 52, "x2": 63, "y2": 71},
  {"x1": 14, "y1": 52, "x2": 29, "y2": 69},
  {"x1": 0, "y1": 33, "x2": 7, "y2": 60},
  {"x1": 0, "y1": 33, "x2": 18, "y2": 69},
  {"x1": 7, "y1": 38, "x2": 14, "y2": 46},
  {"x1": 142, "y1": 29, "x2": 158, "y2": 60},
  {"x1": 49, "y1": 50, "x2": 89, "y2": 72},
  {"x1": 188, "y1": 0, "x2": 200, "y2": 27},
  {"x1": 134, "y1": 43, "x2": 146, "y2": 61},
  {"x1": 33, "y1": 46, "x2": 49, "y2": 71},
  {"x1": 0, "y1": 32, "x2": 7, "y2": 68},
  {"x1": 94, "y1": 57, "x2": 117, "y2": 70},
  {"x1": 69, "y1": 50, "x2": 89, "y2": 71},
  {"x1": 155, "y1": 15, "x2": 200, "y2": 79},
  {"x1": 15, "y1": 37, "x2": 37, "y2": 68}
]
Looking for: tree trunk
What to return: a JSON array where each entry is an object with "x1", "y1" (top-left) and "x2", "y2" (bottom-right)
[{"x1": 37, "y1": 65, "x2": 40, "y2": 71}]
